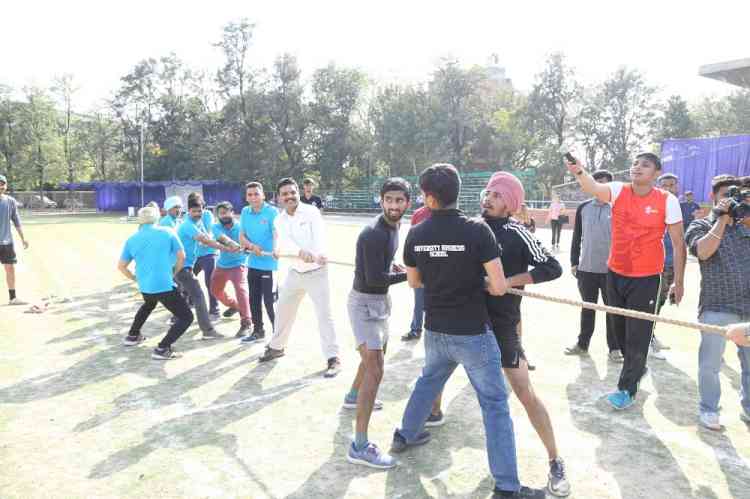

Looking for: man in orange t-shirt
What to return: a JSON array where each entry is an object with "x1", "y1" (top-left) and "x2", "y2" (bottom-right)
[{"x1": 566, "y1": 153, "x2": 686, "y2": 410}]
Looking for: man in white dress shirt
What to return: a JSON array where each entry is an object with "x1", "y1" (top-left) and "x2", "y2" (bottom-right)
[{"x1": 259, "y1": 177, "x2": 341, "y2": 377}]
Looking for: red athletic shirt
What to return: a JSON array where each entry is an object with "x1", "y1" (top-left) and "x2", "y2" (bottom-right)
[{"x1": 608, "y1": 184, "x2": 679, "y2": 277}]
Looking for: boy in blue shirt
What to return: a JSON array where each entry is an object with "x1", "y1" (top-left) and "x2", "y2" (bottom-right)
[
  {"x1": 239, "y1": 182, "x2": 278, "y2": 343},
  {"x1": 118, "y1": 206, "x2": 193, "y2": 360},
  {"x1": 176, "y1": 195, "x2": 238, "y2": 340},
  {"x1": 210, "y1": 202, "x2": 253, "y2": 338},
  {"x1": 160, "y1": 196, "x2": 183, "y2": 228},
  {"x1": 189, "y1": 193, "x2": 221, "y2": 320}
]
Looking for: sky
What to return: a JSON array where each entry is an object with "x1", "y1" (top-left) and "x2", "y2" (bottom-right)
[{"x1": 3, "y1": 0, "x2": 749, "y2": 109}]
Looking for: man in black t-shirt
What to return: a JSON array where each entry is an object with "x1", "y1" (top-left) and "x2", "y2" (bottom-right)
[
  {"x1": 300, "y1": 178, "x2": 324, "y2": 210},
  {"x1": 391, "y1": 164, "x2": 543, "y2": 499}
]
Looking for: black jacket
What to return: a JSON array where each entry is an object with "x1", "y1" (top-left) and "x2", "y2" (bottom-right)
[{"x1": 484, "y1": 216, "x2": 562, "y2": 327}]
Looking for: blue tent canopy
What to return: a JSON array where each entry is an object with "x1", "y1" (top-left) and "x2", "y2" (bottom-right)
[
  {"x1": 60, "y1": 180, "x2": 245, "y2": 212},
  {"x1": 662, "y1": 135, "x2": 750, "y2": 203}
]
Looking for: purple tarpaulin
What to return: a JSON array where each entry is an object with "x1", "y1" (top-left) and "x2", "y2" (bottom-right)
[
  {"x1": 662, "y1": 135, "x2": 750, "y2": 203},
  {"x1": 60, "y1": 180, "x2": 245, "y2": 212}
]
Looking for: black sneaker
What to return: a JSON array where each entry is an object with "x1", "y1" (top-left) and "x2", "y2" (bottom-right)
[
  {"x1": 527, "y1": 360, "x2": 536, "y2": 371},
  {"x1": 259, "y1": 347, "x2": 285, "y2": 362},
  {"x1": 123, "y1": 334, "x2": 146, "y2": 346},
  {"x1": 547, "y1": 458, "x2": 571, "y2": 497},
  {"x1": 493, "y1": 485, "x2": 546, "y2": 498},
  {"x1": 152, "y1": 347, "x2": 181, "y2": 360},
  {"x1": 425, "y1": 411, "x2": 445, "y2": 427},
  {"x1": 235, "y1": 320, "x2": 252, "y2": 338},
  {"x1": 324, "y1": 357, "x2": 341, "y2": 378},
  {"x1": 241, "y1": 330, "x2": 265, "y2": 344},
  {"x1": 390, "y1": 429, "x2": 431, "y2": 454},
  {"x1": 223, "y1": 308, "x2": 239, "y2": 318},
  {"x1": 401, "y1": 330, "x2": 422, "y2": 342}
]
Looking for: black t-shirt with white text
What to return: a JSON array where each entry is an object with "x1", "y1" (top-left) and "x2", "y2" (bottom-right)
[
  {"x1": 301, "y1": 194, "x2": 323, "y2": 210},
  {"x1": 403, "y1": 209, "x2": 500, "y2": 335}
]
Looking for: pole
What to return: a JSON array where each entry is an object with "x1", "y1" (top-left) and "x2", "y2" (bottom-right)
[{"x1": 139, "y1": 124, "x2": 144, "y2": 207}]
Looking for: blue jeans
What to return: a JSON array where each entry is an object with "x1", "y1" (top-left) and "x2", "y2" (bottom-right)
[
  {"x1": 409, "y1": 287, "x2": 424, "y2": 333},
  {"x1": 399, "y1": 329, "x2": 520, "y2": 492},
  {"x1": 698, "y1": 310, "x2": 750, "y2": 414}
]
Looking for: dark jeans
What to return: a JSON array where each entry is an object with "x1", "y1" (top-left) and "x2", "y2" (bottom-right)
[
  {"x1": 550, "y1": 219, "x2": 562, "y2": 246},
  {"x1": 175, "y1": 268, "x2": 214, "y2": 334},
  {"x1": 248, "y1": 268, "x2": 275, "y2": 332},
  {"x1": 410, "y1": 287, "x2": 424, "y2": 333},
  {"x1": 607, "y1": 271, "x2": 661, "y2": 396},
  {"x1": 194, "y1": 254, "x2": 219, "y2": 314},
  {"x1": 128, "y1": 289, "x2": 193, "y2": 349},
  {"x1": 576, "y1": 271, "x2": 618, "y2": 352}
]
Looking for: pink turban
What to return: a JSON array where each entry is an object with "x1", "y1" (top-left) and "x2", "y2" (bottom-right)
[{"x1": 485, "y1": 172, "x2": 525, "y2": 214}]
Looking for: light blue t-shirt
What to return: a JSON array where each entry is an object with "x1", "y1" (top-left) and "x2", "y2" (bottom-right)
[
  {"x1": 212, "y1": 222, "x2": 247, "y2": 269},
  {"x1": 159, "y1": 215, "x2": 179, "y2": 229},
  {"x1": 177, "y1": 217, "x2": 207, "y2": 269},
  {"x1": 196, "y1": 210, "x2": 218, "y2": 258},
  {"x1": 240, "y1": 203, "x2": 278, "y2": 271},
  {"x1": 120, "y1": 224, "x2": 184, "y2": 294}
]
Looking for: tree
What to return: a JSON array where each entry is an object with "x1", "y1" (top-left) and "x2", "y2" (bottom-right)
[
  {"x1": 0, "y1": 85, "x2": 27, "y2": 186},
  {"x1": 22, "y1": 86, "x2": 59, "y2": 192},
  {"x1": 655, "y1": 95, "x2": 695, "y2": 142},
  {"x1": 309, "y1": 64, "x2": 365, "y2": 188},
  {"x1": 266, "y1": 54, "x2": 309, "y2": 177},
  {"x1": 79, "y1": 110, "x2": 122, "y2": 181},
  {"x1": 52, "y1": 74, "x2": 81, "y2": 183}
]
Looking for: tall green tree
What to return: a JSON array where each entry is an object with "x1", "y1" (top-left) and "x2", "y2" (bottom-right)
[{"x1": 655, "y1": 95, "x2": 695, "y2": 142}]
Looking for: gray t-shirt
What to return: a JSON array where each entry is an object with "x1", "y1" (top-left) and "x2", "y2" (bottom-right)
[{"x1": 0, "y1": 195, "x2": 21, "y2": 245}]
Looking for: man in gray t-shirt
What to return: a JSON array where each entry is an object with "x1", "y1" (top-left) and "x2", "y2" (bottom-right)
[{"x1": 0, "y1": 175, "x2": 29, "y2": 305}]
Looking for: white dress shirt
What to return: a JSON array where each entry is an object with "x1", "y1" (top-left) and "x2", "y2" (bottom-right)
[{"x1": 274, "y1": 202, "x2": 327, "y2": 272}]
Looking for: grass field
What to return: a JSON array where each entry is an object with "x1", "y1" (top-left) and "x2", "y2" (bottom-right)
[{"x1": 1, "y1": 213, "x2": 749, "y2": 498}]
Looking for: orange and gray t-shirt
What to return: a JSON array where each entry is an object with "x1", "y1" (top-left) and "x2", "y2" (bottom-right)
[{"x1": 0, "y1": 195, "x2": 21, "y2": 245}]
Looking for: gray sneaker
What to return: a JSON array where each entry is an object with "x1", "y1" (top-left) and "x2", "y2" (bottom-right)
[
  {"x1": 347, "y1": 442, "x2": 397, "y2": 469},
  {"x1": 342, "y1": 392, "x2": 383, "y2": 410},
  {"x1": 390, "y1": 429, "x2": 431, "y2": 454},
  {"x1": 201, "y1": 329, "x2": 224, "y2": 340},
  {"x1": 259, "y1": 347, "x2": 285, "y2": 362},
  {"x1": 547, "y1": 458, "x2": 571, "y2": 497},
  {"x1": 123, "y1": 334, "x2": 146, "y2": 346},
  {"x1": 209, "y1": 312, "x2": 221, "y2": 322},
  {"x1": 608, "y1": 350, "x2": 624, "y2": 363},
  {"x1": 425, "y1": 411, "x2": 445, "y2": 427},
  {"x1": 564, "y1": 344, "x2": 588, "y2": 356}
]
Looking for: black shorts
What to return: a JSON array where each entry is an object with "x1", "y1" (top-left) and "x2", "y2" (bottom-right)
[
  {"x1": 490, "y1": 321, "x2": 526, "y2": 369},
  {"x1": 0, "y1": 244, "x2": 16, "y2": 265}
]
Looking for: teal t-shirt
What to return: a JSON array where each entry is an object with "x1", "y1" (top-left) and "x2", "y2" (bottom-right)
[
  {"x1": 120, "y1": 224, "x2": 183, "y2": 294},
  {"x1": 159, "y1": 215, "x2": 179, "y2": 229},
  {"x1": 177, "y1": 217, "x2": 207, "y2": 269},
  {"x1": 196, "y1": 210, "x2": 218, "y2": 258},
  {"x1": 240, "y1": 203, "x2": 278, "y2": 271},
  {"x1": 212, "y1": 222, "x2": 247, "y2": 269}
]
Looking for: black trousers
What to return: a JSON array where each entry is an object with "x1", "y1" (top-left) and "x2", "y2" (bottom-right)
[
  {"x1": 550, "y1": 219, "x2": 563, "y2": 246},
  {"x1": 576, "y1": 271, "x2": 619, "y2": 352},
  {"x1": 606, "y1": 271, "x2": 661, "y2": 396},
  {"x1": 248, "y1": 268, "x2": 275, "y2": 332},
  {"x1": 128, "y1": 288, "x2": 193, "y2": 349}
]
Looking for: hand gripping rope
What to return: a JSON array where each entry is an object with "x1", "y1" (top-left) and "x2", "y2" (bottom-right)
[{"x1": 259, "y1": 252, "x2": 728, "y2": 337}]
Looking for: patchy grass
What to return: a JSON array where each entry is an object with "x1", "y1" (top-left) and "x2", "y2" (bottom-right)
[{"x1": 1, "y1": 214, "x2": 748, "y2": 498}]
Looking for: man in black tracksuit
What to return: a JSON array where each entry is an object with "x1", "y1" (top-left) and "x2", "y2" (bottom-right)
[{"x1": 431, "y1": 172, "x2": 570, "y2": 497}]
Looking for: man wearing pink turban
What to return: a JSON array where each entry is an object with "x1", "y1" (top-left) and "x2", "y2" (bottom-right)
[{"x1": 431, "y1": 171, "x2": 571, "y2": 497}]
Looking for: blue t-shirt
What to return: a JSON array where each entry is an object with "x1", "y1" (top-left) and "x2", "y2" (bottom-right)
[
  {"x1": 212, "y1": 222, "x2": 247, "y2": 269},
  {"x1": 177, "y1": 217, "x2": 207, "y2": 269},
  {"x1": 120, "y1": 224, "x2": 183, "y2": 294},
  {"x1": 196, "y1": 210, "x2": 218, "y2": 258},
  {"x1": 240, "y1": 203, "x2": 278, "y2": 271},
  {"x1": 159, "y1": 215, "x2": 179, "y2": 229}
]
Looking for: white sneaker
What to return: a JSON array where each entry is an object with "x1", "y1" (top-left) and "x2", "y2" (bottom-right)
[
  {"x1": 649, "y1": 344, "x2": 666, "y2": 360},
  {"x1": 699, "y1": 412, "x2": 721, "y2": 431},
  {"x1": 8, "y1": 298, "x2": 28, "y2": 306}
]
